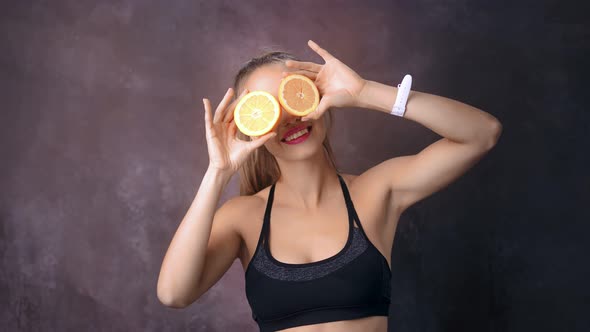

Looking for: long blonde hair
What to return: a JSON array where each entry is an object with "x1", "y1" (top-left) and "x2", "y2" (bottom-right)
[{"x1": 232, "y1": 50, "x2": 340, "y2": 196}]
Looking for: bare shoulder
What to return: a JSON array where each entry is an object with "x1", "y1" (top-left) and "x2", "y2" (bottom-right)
[
  {"x1": 220, "y1": 185, "x2": 273, "y2": 261},
  {"x1": 340, "y1": 168, "x2": 397, "y2": 230},
  {"x1": 339, "y1": 172, "x2": 358, "y2": 184},
  {"x1": 221, "y1": 192, "x2": 263, "y2": 211},
  {"x1": 218, "y1": 189, "x2": 267, "y2": 226},
  {"x1": 341, "y1": 169, "x2": 391, "y2": 204}
]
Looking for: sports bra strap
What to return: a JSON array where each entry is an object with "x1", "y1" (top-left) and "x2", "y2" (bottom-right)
[
  {"x1": 336, "y1": 173, "x2": 353, "y2": 211},
  {"x1": 336, "y1": 173, "x2": 365, "y2": 232},
  {"x1": 260, "y1": 181, "x2": 276, "y2": 243}
]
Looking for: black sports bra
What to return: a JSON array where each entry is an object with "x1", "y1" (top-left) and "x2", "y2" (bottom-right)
[{"x1": 244, "y1": 173, "x2": 392, "y2": 332}]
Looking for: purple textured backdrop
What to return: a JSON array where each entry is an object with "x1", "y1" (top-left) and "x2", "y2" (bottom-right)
[{"x1": 1, "y1": 1, "x2": 587, "y2": 331}]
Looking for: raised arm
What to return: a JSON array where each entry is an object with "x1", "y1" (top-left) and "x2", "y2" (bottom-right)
[
  {"x1": 356, "y1": 79, "x2": 502, "y2": 214},
  {"x1": 157, "y1": 87, "x2": 276, "y2": 308},
  {"x1": 279, "y1": 39, "x2": 501, "y2": 227}
]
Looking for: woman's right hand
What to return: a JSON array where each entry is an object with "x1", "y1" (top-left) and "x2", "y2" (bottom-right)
[{"x1": 203, "y1": 88, "x2": 277, "y2": 175}]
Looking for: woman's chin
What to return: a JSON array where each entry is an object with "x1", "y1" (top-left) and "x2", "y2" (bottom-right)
[{"x1": 274, "y1": 141, "x2": 324, "y2": 161}]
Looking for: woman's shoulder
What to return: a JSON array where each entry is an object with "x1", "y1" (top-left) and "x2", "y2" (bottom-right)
[
  {"x1": 340, "y1": 170, "x2": 384, "y2": 194},
  {"x1": 340, "y1": 172, "x2": 358, "y2": 185},
  {"x1": 220, "y1": 183, "x2": 274, "y2": 223},
  {"x1": 223, "y1": 189, "x2": 267, "y2": 212},
  {"x1": 335, "y1": 172, "x2": 360, "y2": 194},
  {"x1": 216, "y1": 191, "x2": 266, "y2": 245}
]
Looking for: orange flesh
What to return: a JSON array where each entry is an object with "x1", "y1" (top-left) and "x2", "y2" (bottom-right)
[
  {"x1": 283, "y1": 79, "x2": 315, "y2": 112},
  {"x1": 279, "y1": 74, "x2": 319, "y2": 116},
  {"x1": 234, "y1": 91, "x2": 280, "y2": 136}
]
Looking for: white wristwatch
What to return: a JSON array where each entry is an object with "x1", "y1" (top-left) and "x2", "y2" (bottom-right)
[{"x1": 390, "y1": 74, "x2": 412, "y2": 117}]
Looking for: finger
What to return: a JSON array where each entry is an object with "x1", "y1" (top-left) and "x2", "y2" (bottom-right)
[
  {"x1": 203, "y1": 98, "x2": 214, "y2": 133},
  {"x1": 282, "y1": 70, "x2": 317, "y2": 81},
  {"x1": 228, "y1": 119, "x2": 238, "y2": 138},
  {"x1": 308, "y1": 39, "x2": 335, "y2": 62},
  {"x1": 303, "y1": 95, "x2": 330, "y2": 121},
  {"x1": 223, "y1": 88, "x2": 249, "y2": 123},
  {"x1": 213, "y1": 88, "x2": 234, "y2": 123},
  {"x1": 285, "y1": 60, "x2": 322, "y2": 73},
  {"x1": 302, "y1": 112, "x2": 319, "y2": 121},
  {"x1": 315, "y1": 95, "x2": 331, "y2": 119},
  {"x1": 249, "y1": 131, "x2": 277, "y2": 149}
]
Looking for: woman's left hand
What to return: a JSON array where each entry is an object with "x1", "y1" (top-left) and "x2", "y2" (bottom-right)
[{"x1": 282, "y1": 40, "x2": 367, "y2": 121}]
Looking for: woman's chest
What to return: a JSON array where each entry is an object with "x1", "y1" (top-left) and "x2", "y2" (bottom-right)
[{"x1": 239, "y1": 180, "x2": 398, "y2": 272}]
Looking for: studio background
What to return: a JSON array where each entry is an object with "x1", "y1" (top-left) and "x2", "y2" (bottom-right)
[{"x1": 1, "y1": 1, "x2": 587, "y2": 331}]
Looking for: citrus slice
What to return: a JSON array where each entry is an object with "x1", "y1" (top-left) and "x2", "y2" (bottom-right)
[
  {"x1": 278, "y1": 74, "x2": 320, "y2": 117},
  {"x1": 233, "y1": 90, "x2": 281, "y2": 136}
]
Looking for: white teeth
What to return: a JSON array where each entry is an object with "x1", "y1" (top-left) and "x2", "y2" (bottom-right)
[{"x1": 285, "y1": 128, "x2": 309, "y2": 142}]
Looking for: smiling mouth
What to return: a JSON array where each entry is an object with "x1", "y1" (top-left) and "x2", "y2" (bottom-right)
[{"x1": 280, "y1": 126, "x2": 312, "y2": 142}]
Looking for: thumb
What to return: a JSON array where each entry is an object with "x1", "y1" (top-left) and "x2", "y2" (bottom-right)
[
  {"x1": 305, "y1": 95, "x2": 331, "y2": 121},
  {"x1": 249, "y1": 131, "x2": 277, "y2": 150}
]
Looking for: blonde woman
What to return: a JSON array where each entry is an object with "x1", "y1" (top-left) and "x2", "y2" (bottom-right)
[{"x1": 157, "y1": 40, "x2": 502, "y2": 332}]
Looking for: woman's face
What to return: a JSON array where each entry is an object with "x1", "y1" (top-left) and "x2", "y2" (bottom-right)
[{"x1": 241, "y1": 63, "x2": 327, "y2": 162}]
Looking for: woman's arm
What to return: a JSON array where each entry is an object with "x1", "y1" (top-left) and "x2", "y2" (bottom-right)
[
  {"x1": 157, "y1": 86, "x2": 276, "y2": 308},
  {"x1": 282, "y1": 40, "x2": 501, "y2": 215},
  {"x1": 356, "y1": 80, "x2": 502, "y2": 213},
  {"x1": 157, "y1": 167, "x2": 239, "y2": 308},
  {"x1": 357, "y1": 80, "x2": 501, "y2": 145}
]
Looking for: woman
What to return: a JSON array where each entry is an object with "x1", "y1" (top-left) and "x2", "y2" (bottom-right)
[{"x1": 157, "y1": 40, "x2": 502, "y2": 331}]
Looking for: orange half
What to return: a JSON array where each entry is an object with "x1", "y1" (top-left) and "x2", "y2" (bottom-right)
[
  {"x1": 233, "y1": 90, "x2": 281, "y2": 136},
  {"x1": 278, "y1": 74, "x2": 320, "y2": 117}
]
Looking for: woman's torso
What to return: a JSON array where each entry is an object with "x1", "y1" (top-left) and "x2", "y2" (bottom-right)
[{"x1": 237, "y1": 173, "x2": 401, "y2": 332}]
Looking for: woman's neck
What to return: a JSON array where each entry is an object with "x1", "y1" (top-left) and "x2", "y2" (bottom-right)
[{"x1": 275, "y1": 150, "x2": 339, "y2": 210}]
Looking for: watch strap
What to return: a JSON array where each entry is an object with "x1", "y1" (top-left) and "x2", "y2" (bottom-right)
[{"x1": 391, "y1": 74, "x2": 412, "y2": 117}]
